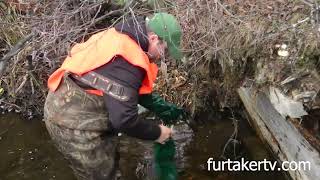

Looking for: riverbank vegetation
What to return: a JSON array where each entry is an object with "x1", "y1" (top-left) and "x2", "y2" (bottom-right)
[{"x1": 0, "y1": 0, "x2": 319, "y2": 147}]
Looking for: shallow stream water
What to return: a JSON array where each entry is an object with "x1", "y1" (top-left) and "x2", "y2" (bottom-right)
[{"x1": 0, "y1": 113, "x2": 286, "y2": 180}]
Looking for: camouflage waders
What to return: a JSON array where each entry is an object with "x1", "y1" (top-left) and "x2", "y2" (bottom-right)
[{"x1": 44, "y1": 75, "x2": 119, "y2": 180}]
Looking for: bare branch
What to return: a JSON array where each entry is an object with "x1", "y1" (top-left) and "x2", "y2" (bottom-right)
[
  {"x1": 0, "y1": 33, "x2": 34, "y2": 62},
  {"x1": 0, "y1": 33, "x2": 34, "y2": 78}
]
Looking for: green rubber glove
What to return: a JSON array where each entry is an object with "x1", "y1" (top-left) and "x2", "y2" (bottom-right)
[
  {"x1": 154, "y1": 139, "x2": 177, "y2": 180},
  {"x1": 139, "y1": 93, "x2": 185, "y2": 125}
]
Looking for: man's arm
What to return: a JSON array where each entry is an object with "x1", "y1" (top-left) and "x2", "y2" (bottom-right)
[
  {"x1": 95, "y1": 57, "x2": 172, "y2": 141},
  {"x1": 103, "y1": 91, "x2": 161, "y2": 140},
  {"x1": 93, "y1": 58, "x2": 173, "y2": 142}
]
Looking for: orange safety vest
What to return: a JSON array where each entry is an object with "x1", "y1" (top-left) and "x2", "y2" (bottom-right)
[{"x1": 48, "y1": 28, "x2": 158, "y2": 96}]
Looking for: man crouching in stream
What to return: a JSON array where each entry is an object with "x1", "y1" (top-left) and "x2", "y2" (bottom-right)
[{"x1": 43, "y1": 12, "x2": 186, "y2": 180}]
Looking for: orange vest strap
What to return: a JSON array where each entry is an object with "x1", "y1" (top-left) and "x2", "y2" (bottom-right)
[{"x1": 85, "y1": 89, "x2": 103, "y2": 96}]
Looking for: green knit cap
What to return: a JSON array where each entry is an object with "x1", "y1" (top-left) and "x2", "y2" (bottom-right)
[{"x1": 147, "y1": 12, "x2": 183, "y2": 60}]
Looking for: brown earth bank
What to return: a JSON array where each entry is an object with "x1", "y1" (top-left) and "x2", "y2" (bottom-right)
[{"x1": 0, "y1": 0, "x2": 319, "y2": 160}]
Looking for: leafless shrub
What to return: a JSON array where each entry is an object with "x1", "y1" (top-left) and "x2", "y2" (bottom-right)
[
  {"x1": 1, "y1": 0, "x2": 320, "y2": 117},
  {"x1": 0, "y1": 0, "x2": 129, "y2": 115},
  {"x1": 165, "y1": 0, "x2": 320, "y2": 110}
]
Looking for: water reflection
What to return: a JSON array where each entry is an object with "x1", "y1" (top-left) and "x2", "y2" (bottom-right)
[
  {"x1": 0, "y1": 113, "x2": 285, "y2": 180},
  {"x1": 0, "y1": 113, "x2": 75, "y2": 180}
]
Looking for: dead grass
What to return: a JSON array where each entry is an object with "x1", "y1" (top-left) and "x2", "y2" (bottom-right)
[
  {"x1": 1, "y1": 0, "x2": 320, "y2": 118},
  {"x1": 154, "y1": 0, "x2": 320, "y2": 116}
]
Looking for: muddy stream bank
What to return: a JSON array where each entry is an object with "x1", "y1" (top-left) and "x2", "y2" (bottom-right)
[{"x1": 0, "y1": 113, "x2": 286, "y2": 180}]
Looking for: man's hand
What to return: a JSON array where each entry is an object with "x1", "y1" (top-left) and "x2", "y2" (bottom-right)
[{"x1": 155, "y1": 124, "x2": 172, "y2": 144}]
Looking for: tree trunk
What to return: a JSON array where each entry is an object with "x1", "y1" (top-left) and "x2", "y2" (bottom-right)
[{"x1": 238, "y1": 87, "x2": 320, "y2": 180}]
